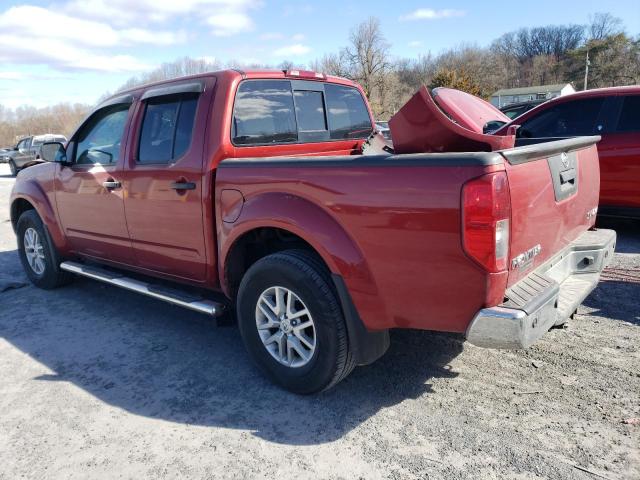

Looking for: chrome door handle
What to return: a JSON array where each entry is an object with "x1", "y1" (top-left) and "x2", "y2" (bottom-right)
[{"x1": 103, "y1": 180, "x2": 121, "y2": 189}]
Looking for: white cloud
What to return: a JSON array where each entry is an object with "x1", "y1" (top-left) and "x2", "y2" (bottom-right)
[
  {"x1": 65, "y1": 0, "x2": 261, "y2": 25},
  {"x1": 260, "y1": 32, "x2": 285, "y2": 40},
  {"x1": 0, "y1": 71, "x2": 24, "y2": 80},
  {"x1": 408, "y1": 40, "x2": 423, "y2": 48},
  {"x1": 0, "y1": 6, "x2": 183, "y2": 48},
  {"x1": 273, "y1": 44, "x2": 311, "y2": 57},
  {"x1": 291, "y1": 33, "x2": 305, "y2": 41},
  {"x1": 207, "y1": 12, "x2": 254, "y2": 36},
  {"x1": 399, "y1": 9, "x2": 465, "y2": 21},
  {"x1": 0, "y1": 34, "x2": 153, "y2": 72}
]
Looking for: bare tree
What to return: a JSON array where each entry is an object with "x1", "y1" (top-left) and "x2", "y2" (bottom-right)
[
  {"x1": 338, "y1": 17, "x2": 394, "y2": 116},
  {"x1": 589, "y1": 12, "x2": 624, "y2": 41}
]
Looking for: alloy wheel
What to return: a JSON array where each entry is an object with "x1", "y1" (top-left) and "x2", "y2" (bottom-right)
[{"x1": 255, "y1": 286, "x2": 316, "y2": 368}]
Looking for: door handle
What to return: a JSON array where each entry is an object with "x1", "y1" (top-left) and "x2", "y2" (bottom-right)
[
  {"x1": 170, "y1": 181, "x2": 196, "y2": 191},
  {"x1": 103, "y1": 180, "x2": 121, "y2": 189}
]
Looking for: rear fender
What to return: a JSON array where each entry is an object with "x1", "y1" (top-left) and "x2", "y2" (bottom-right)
[{"x1": 218, "y1": 192, "x2": 387, "y2": 329}]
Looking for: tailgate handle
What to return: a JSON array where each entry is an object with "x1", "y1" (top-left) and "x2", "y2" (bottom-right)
[{"x1": 560, "y1": 168, "x2": 576, "y2": 185}]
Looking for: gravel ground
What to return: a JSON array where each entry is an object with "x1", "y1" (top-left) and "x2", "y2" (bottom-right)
[{"x1": 0, "y1": 163, "x2": 638, "y2": 480}]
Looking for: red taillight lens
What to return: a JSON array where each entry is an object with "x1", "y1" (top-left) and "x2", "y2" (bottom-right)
[{"x1": 462, "y1": 172, "x2": 511, "y2": 273}]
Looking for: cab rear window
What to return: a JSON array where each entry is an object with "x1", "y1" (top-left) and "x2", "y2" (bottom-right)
[
  {"x1": 232, "y1": 81, "x2": 298, "y2": 145},
  {"x1": 232, "y1": 80, "x2": 372, "y2": 146},
  {"x1": 325, "y1": 84, "x2": 373, "y2": 140}
]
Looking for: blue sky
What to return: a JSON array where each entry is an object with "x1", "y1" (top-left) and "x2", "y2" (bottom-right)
[{"x1": 1, "y1": 0, "x2": 639, "y2": 109}]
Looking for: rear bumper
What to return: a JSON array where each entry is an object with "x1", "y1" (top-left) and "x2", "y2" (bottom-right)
[{"x1": 466, "y1": 228, "x2": 616, "y2": 349}]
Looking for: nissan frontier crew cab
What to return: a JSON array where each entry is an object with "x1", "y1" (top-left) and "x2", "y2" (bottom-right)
[{"x1": 10, "y1": 69, "x2": 616, "y2": 393}]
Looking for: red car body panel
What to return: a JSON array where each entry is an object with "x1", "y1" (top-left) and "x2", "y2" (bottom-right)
[
  {"x1": 495, "y1": 85, "x2": 640, "y2": 213},
  {"x1": 432, "y1": 87, "x2": 511, "y2": 133},
  {"x1": 389, "y1": 86, "x2": 515, "y2": 154}
]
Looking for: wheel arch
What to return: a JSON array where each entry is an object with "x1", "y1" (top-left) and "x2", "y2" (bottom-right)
[
  {"x1": 218, "y1": 192, "x2": 390, "y2": 364},
  {"x1": 10, "y1": 182, "x2": 68, "y2": 253},
  {"x1": 218, "y1": 192, "x2": 377, "y2": 301}
]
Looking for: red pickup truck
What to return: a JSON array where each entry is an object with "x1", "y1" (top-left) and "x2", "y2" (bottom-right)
[{"x1": 10, "y1": 70, "x2": 616, "y2": 393}]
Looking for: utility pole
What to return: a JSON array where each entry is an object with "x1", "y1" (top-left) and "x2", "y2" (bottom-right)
[{"x1": 583, "y1": 49, "x2": 590, "y2": 90}]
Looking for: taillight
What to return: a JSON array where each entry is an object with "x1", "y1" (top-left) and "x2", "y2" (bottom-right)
[{"x1": 462, "y1": 172, "x2": 511, "y2": 273}]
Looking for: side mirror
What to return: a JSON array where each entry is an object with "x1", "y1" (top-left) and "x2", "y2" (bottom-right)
[{"x1": 41, "y1": 142, "x2": 69, "y2": 164}]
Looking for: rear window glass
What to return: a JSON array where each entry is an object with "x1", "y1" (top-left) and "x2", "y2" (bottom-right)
[
  {"x1": 138, "y1": 94, "x2": 198, "y2": 164},
  {"x1": 294, "y1": 90, "x2": 327, "y2": 131},
  {"x1": 325, "y1": 84, "x2": 372, "y2": 139},
  {"x1": 232, "y1": 80, "x2": 298, "y2": 145},
  {"x1": 615, "y1": 95, "x2": 640, "y2": 133}
]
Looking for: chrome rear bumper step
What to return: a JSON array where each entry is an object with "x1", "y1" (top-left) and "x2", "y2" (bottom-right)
[
  {"x1": 60, "y1": 261, "x2": 223, "y2": 317},
  {"x1": 466, "y1": 228, "x2": 616, "y2": 349}
]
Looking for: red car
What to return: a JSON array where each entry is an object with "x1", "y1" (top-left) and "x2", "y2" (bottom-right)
[
  {"x1": 9, "y1": 71, "x2": 615, "y2": 393},
  {"x1": 495, "y1": 86, "x2": 640, "y2": 219}
]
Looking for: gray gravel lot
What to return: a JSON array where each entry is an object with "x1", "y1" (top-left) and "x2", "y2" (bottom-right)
[{"x1": 0, "y1": 163, "x2": 638, "y2": 479}]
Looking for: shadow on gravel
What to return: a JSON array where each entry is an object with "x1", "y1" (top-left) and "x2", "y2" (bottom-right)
[
  {"x1": 584, "y1": 279, "x2": 640, "y2": 326},
  {"x1": 0, "y1": 248, "x2": 461, "y2": 445},
  {"x1": 596, "y1": 217, "x2": 640, "y2": 254}
]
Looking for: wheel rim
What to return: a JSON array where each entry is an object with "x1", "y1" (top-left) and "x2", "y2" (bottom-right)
[
  {"x1": 23, "y1": 227, "x2": 45, "y2": 275},
  {"x1": 255, "y1": 286, "x2": 316, "y2": 368}
]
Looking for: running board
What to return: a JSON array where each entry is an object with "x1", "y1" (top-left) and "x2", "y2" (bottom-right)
[{"x1": 60, "y1": 261, "x2": 223, "y2": 317}]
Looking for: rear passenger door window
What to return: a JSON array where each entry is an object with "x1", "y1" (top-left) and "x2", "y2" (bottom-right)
[
  {"x1": 138, "y1": 94, "x2": 198, "y2": 164},
  {"x1": 519, "y1": 98, "x2": 604, "y2": 138}
]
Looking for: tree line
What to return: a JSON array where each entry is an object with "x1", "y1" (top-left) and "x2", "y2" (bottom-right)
[{"x1": 1, "y1": 12, "x2": 638, "y2": 146}]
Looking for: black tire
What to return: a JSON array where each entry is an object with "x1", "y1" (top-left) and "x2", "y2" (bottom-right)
[
  {"x1": 16, "y1": 210, "x2": 73, "y2": 289},
  {"x1": 237, "y1": 249, "x2": 355, "y2": 394},
  {"x1": 8, "y1": 160, "x2": 18, "y2": 177}
]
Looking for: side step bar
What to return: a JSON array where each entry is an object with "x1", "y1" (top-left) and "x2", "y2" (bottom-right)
[{"x1": 60, "y1": 261, "x2": 223, "y2": 317}]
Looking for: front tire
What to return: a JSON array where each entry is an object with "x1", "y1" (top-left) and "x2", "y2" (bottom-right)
[
  {"x1": 8, "y1": 160, "x2": 18, "y2": 177},
  {"x1": 237, "y1": 250, "x2": 355, "y2": 394},
  {"x1": 17, "y1": 210, "x2": 73, "y2": 289}
]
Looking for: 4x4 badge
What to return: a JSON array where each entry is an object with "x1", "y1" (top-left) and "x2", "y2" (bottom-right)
[{"x1": 561, "y1": 152, "x2": 569, "y2": 169}]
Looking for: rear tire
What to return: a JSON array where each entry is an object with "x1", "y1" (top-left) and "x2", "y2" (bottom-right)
[
  {"x1": 8, "y1": 160, "x2": 18, "y2": 177},
  {"x1": 17, "y1": 210, "x2": 73, "y2": 289},
  {"x1": 237, "y1": 249, "x2": 355, "y2": 394}
]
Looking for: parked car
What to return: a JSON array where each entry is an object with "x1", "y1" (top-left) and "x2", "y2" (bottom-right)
[
  {"x1": 3, "y1": 134, "x2": 67, "y2": 176},
  {"x1": 375, "y1": 121, "x2": 392, "y2": 142},
  {"x1": 494, "y1": 86, "x2": 640, "y2": 219},
  {"x1": 499, "y1": 99, "x2": 546, "y2": 120},
  {"x1": 10, "y1": 71, "x2": 615, "y2": 393}
]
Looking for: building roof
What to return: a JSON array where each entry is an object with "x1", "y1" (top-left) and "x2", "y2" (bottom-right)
[{"x1": 491, "y1": 83, "x2": 572, "y2": 97}]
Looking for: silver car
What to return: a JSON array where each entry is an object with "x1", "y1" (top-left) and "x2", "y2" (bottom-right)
[{"x1": 2, "y1": 134, "x2": 67, "y2": 176}]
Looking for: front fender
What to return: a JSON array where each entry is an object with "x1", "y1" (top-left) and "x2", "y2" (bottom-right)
[
  {"x1": 218, "y1": 192, "x2": 387, "y2": 330},
  {"x1": 10, "y1": 168, "x2": 68, "y2": 253}
]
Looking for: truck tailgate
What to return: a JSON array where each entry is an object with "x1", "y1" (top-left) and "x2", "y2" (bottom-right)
[{"x1": 501, "y1": 136, "x2": 602, "y2": 287}]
